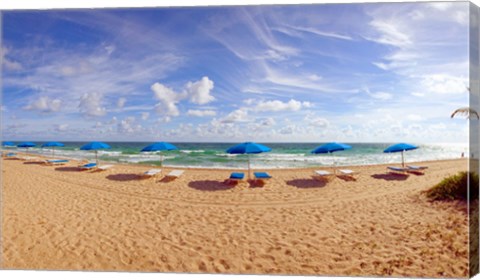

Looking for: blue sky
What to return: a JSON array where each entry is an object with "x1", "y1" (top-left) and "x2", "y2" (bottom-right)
[{"x1": 1, "y1": 2, "x2": 471, "y2": 142}]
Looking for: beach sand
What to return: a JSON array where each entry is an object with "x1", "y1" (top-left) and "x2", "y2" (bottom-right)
[{"x1": 1, "y1": 156, "x2": 470, "y2": 277}]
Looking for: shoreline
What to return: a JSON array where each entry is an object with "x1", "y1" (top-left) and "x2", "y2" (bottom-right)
[{"x1": 3, "y1": 151, "x2": 467, "y2": 171}]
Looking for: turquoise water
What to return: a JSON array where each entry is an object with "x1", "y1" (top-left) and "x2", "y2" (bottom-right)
[{"x1": 6, "y1": 142, "x2": 467, "y2": 169}]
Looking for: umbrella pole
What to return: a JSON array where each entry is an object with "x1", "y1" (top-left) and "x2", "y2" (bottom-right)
[
  {"x1": 402, "y1": 150, "x2": 405, "y2": 168},
  {"x1": 95, "y1": 150, "x2": 98, "y2": 165},
  {"x1": 248, "y1": 154, "x2": 251, "y2": 180},
  {"x1": 160, "y1": 153, "x2": 163, "y2": 167}
]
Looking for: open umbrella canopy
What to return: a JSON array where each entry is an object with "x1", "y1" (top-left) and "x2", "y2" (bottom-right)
[
  {"x1": 80, "y1": 142, "x2": 111, "y2": 150},
  {"x1": 226, "y1": 142, "x2": 272, "y2": 154},
  {"x1": 42, "y1": 142, "x2": 65, "y2": 148},
  {"x1": 384, "y1": 143, "x2": 418, "y2": 168},
  {"x1": 17, "y1": 142, "x2": 36, "y2": 148},
  {"x1": 2, "y1": 141, "x2": 15, "y2": 147},
  {"x1": 226, "y1": 142, "x2": 271, "y2": 180},
  {"x1": 141, "y1": 142, "x2": 178, "y2": 152},
  {"x1": 383, "y1": 143, "x2": 418, "y2": 153},
  {"x1": 42, "y1": 142, "x2": 65, "y2": 157},
  {"x1": 311, "y1": 142, "x2": 352, "y2": 154},
  {"x1": 80, "y1": 142, "x2": 111, "y2": 165}
]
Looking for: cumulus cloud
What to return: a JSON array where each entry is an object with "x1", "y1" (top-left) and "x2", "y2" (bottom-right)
[
  {"x1": 187, "y1": 109, "x2": 217, "y2": 117},
  {"x1": 54, "y1": 124, "x2": 69, "y2": 132},
  {"x1": 79, "y1": 92, "x2": 107, "y2": 117},
  {"x1": 117, "y1": 97, "x2": 126, "y2": 108},
  {"x1": 151, "y1": 76, "x2": 215, "y2": 117},
  {"x1": 117, "y1": 116, "x2": 142, "y2": 134},
  {"x1": 141, "y1": 112, "x2": 150, "y2": 120},
  {"x1": 185, "y1": 77, "x2": 215, "y2": 105},
  {"x1": 253, "y1": 99, "x2": 312, "y2": 112},
  {"x1": 307, "y1": 116, "x2": 330, "y2": 128},
  {"x1": 1, "y1": 47, "x2": 22, "y2": 71},
  {"x1": 23, "y1": 96, "x2": 62, "y2": 113},
  {"x1": 151, "y1": 83, "x2": 181, "y2": 116},
  {"x1": 419, "y1": 74, "x2": 467, "y2": 95},
  {"x1": 368, "y1": 91, "x2": 393, "y2": 101},
  {"x1": 221, "y1": 108, "x2": 249, "y2": 123}
]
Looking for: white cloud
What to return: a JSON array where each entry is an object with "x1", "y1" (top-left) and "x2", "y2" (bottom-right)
[
  {"x1": 23, "y1": 96, "x2": 62, "y2": 113},
  {"x1": 419, "y1": 74, "x2": 467, "y2": 95},
  {"x1": 185, "y1": 76, "x2": 215, "y2": 105},
  {"x1": 187, "y1": 109, "x2": 217, "y2": 117},
  {"x1": 117, "y1": 116, "x2": 142, "y2": 134},
  {"x1": 78, "y1": 92, "x2": 107, "y2": 117},
  {"x1": 117, "y1": 97, "x2": 126, "y2": 108},
  {"x1": 253, "y1": 99, "x2": 312, "y2": 112},
  {"x1": 151, "y1": 82, "x2": 181, "y2": 116},
  {"x1": 221, "y1": 108, "x2": 249, "y2": 123},
  {"x1": 1, "y1": 47, "x2": 22, "y2": 71},
  {"x1": 368, "y1": 91, "x2": 393, "y2": 101},
  {"x1": 368, "y1": 19, "x2": 412, "y2": 47},
  {"x1": 151, "y1": 77, "x2": 216, "y2": 117},
  {"x1": 259, "y1": 117, "x2": 275, "y2": 127},
  {"x1": 141, "y1": 112, "x2": 150, "y2": 120},
  {"x1": 406, "y1": 114, "x2": 423, "y2": 121},
  {"x1": 54, "y1": 124, "x2": 69, "y2": 132},
  {"x1": 307, "y1": 116, "x2": 330, "y2": 128}
]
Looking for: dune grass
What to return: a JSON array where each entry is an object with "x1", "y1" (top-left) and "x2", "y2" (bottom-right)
[{"x1": 425, "y1": 171, "x2": 479, "y2": 201}]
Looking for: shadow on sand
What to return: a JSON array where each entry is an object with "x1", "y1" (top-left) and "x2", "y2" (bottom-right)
[
  {"x1": 337, "y1": 175, "x2": 357, "y2": 182},
  {"x1": 23, "y1": 161, "x2": 44, "y2": 165},
  {"x1": 106, "y1": 173, "x2": 143, "y2": 181},
  {"x1": 371, "y1": 173, "x2": 409, "y2": 181},
  {"x1": 286, "y1": 178, "x2": 328, "y2": 189},
  {"x1": 188, "y1": 180, "x2": 235, "y2": 191},
  {"x1": 55, "y1": 166, "x2": 83, "y2": 172}
]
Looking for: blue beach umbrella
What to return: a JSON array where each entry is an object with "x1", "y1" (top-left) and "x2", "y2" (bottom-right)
[
  {"x1": 2, "y1": 141, "x2": 15, "y2": 147},
  {"x1": 311, "y1": 142, "x2": 352, "y2": 154},
  {"x1": 42, "y1": 142, "x2": 65, "y2": 157},
  {"x1": 383, "y1": 143, "x2": 418, "y2": 167},
  {"x1": 17, "y1": 142, "x2": 36, "y2": 154},
  {"x1": 311, "y1": 142, "x2": 352, "y2": 173},
  {"x1": 226, "y1": 142, "x2": 272, "y2": 180},
  {"x1": 80, "y1": 141, "x2": 111, "y2": 165},
  {"x1": 141, "y1": 142, "x2": 178, "y2": 166}
]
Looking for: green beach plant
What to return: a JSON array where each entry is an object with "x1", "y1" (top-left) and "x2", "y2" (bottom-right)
[{"x1": 425, "y1": 171, "x2": 479, "y2": 201}]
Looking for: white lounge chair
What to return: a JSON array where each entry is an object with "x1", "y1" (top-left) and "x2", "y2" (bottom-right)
[
  {"x1": 97, "y1": 165, "x2": 114, "y2": 171},
  {"x1": 143, "y1": 169, "x2": 162, "y2": 178},
  {"x1": 45, "y1": 159, "x2": 69, "y2": 165},
  {"x1": 165, "y1": 170, "x2": 184, "y2": 179},
  {"x1": 313, "y1": 170, "x2": 333, "y2": 180},
  {"x1": 407, "y1": 165, "x2": 428, "y2": 174},
  {"x1": 387, "y1": 166, "x2": 408, "y2": 174},
  {"x1": 338, "y1": 169, "x2": 357, "y2": 177}
]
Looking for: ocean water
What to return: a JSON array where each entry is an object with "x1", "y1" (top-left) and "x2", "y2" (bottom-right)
[{"x1": 5, "y1": 142, "x2": 467, "y2": 169}]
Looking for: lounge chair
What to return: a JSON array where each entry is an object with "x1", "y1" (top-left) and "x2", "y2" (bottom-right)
[
  {"x1": 313, "y1": 170, "x2": 333, "y2": 180},
  {"x1": 4, "y1": 152, "x2": 17, "y2": 158},
  {"x1": 407, "y1": 165, "x2": 428, "y2": 171},
  {"x1": 230, "y1": 172, "x2": 245, "y2": 180},
  {"x1": 407, "y1": 165, "x2": 428, "y2": 174},
  {"x1": 97, "y1": 165, "x2": 114, "y2": 171},
  {"x1": 143, "y1": 169, "x2": 162, "y2": 178},
  {"x1": 338, "y1": 169, "x2": 358, "y2": 178},
  {"x1": 45, "y1": 159, "x2": 69, "y2": 165},
  {"x1": 226, "y1": 172, "x2": 244, "y2": 184},
  {"x1": 254, "y1": 172, "x2": 272, "y2": 180},
  {"x1": 80, "y1": 162, "x2": 97, "y2": 170},
  {"x1": 387, "y1": 166, "x2": 408, "y2": 174},
  {"x1": 165, "y1": 170, "x2": 184, "y2": 179}
]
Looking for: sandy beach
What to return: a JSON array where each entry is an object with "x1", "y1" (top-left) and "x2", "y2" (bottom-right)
[{"x1": 1, "y1": 156, "x2": 470, "y2": 277}]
